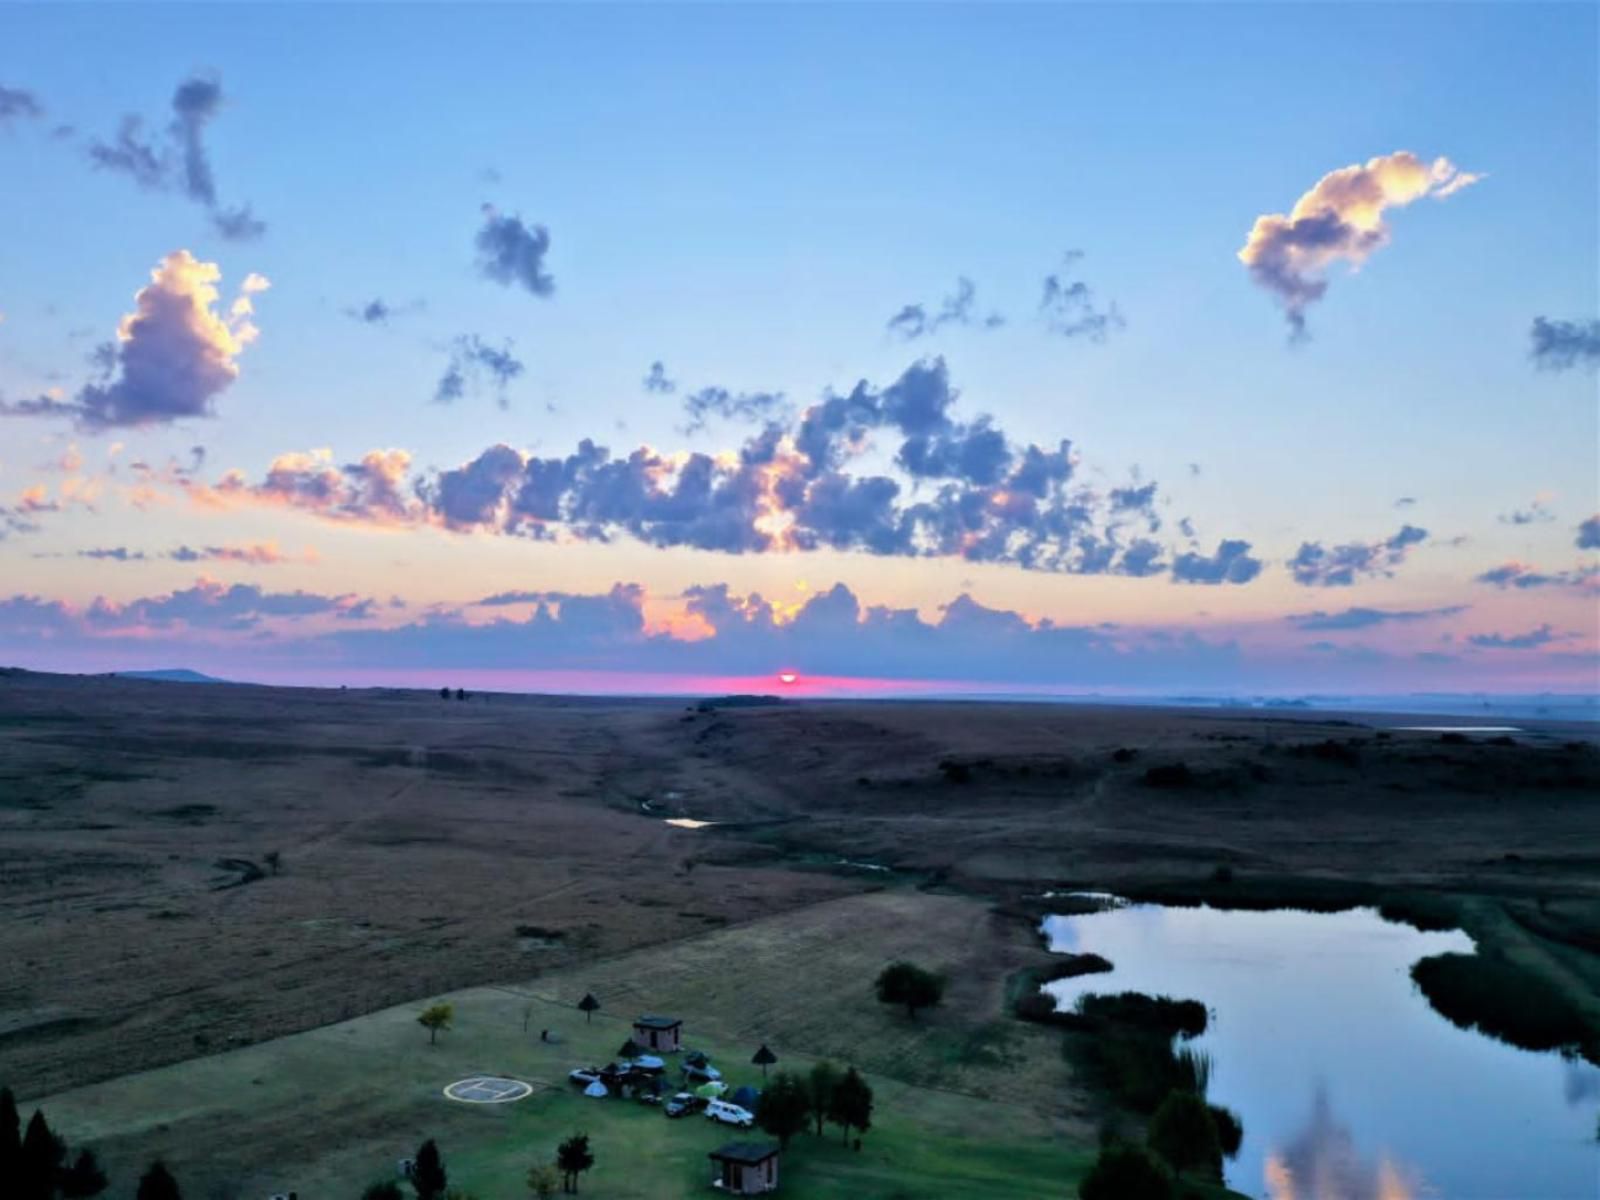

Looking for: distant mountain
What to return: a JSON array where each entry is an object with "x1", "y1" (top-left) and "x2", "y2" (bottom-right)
[{"x1": 115, "y1": 669, "x2": 232, "y2": 685}]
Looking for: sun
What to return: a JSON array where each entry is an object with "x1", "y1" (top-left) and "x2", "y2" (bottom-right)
[{"x1": 778, "y1": 671, "x2": 799, "y2": 685}]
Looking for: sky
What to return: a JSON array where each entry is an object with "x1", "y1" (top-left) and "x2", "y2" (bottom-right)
[{"x1": 0, "y1": 2, "x2": 1596, "y2": 697}]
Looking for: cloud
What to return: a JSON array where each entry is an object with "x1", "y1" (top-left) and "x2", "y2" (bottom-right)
[
  {"x1": 179, "y1": 359, "x2": 1258, "y2": 582},
  {"x1": 77, "y1": 547, "x2": 147, "y2": 561},
  {"x1": 434, "y1": 335, "x2": 524, "y2": 407},
  {"x1": 1469, "y1": 624, "x2": 1566, "y2": 650},
  {"x1": 886, "y1": 277, "x2": 1003, "y2": 341},
  {"x1": 1039, "y1": 252, "x2": 1125, "y2": 341},
  {"x1": 168, "y1": 541, "x2": 300, "y2": 565},
  {"x1": 169, "y1": 76, "x2": 222, "y2": 205},
  {"x1": 681, "y1": 386, "x2": 787, "y2": 434},
  {"x1": 1288, "y1": 604, "x2": 1466, "y2": 631},
  {"x1": 1530, "y1": 317, "x2": 1600, "y2": 372},
  {"x1": 192, "y1": 448, "x2": 415, "y2": 529},
  {"x1": 643, "y1": 361, "x2": 677, "y2": 394},
  {"x1": 1289, "y1": 524, "x2": 1427, "y2": 587},
  {"x1": 0, "y1": 84, "x2": 43, "y2": 124},
  {"x1": 0, "y1": 579, "x2": 375, "y2": 640},
  {"x1": 1579, "y1": 516, "x2": 1600, "y2": 551},
  {"x1": 1171, "y1": 539, "x2": 1263, "y2": 585},
  {"x1": 351, "y1": 299, "x2": 392, "y2": 325},
  {"x1": 1499, "y1": 496, "x2": 1555, "y2": 525},
  {"x1": 475, "y1": 205, "x2": 554, "y2": 297},
  {"x1": 1238, "y1": 151, "x2": 1480, "y2": 337},
  {"x1": 0, "y1": 252, "x2": 268, "y2": 429},
  {"x1": 87, "y1": 76, "x2": 265, "y2": 239},
  {"x1": 1474, "y1": 560, "x2": 1598, "y2": 591}
]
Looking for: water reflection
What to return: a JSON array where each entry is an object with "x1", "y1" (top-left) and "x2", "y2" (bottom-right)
[
  {"x1": 1041, "y1": 903, "x2": 1600, "y2": 1198},
  {"x1": 1263, "y1": 1088, "x2": 1420, "y2": 1200}
]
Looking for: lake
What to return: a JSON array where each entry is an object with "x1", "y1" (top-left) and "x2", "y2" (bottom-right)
[{"x1": 1042, "y1": 902, "x2": 1600, "y2": 1198}]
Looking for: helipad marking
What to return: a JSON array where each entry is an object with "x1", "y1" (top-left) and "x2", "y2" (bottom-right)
[{"x1": 444, "y1": 1075, "x2": 533, "y2": 1104}]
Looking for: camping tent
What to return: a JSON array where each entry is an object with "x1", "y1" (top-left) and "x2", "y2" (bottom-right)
[
  {"x1": 583, "y1": 1080, "x2": 609, "y2": 1098},
  {"x1": 634, "y1": 1055, "x2": 666, "y2": 1071},
  {"x1": 694, "y1": 1081, "x2": 728, "y2": 1099},
  {"x1": 730, "y1": 1085, "x2": 761, "y2": 1110}
]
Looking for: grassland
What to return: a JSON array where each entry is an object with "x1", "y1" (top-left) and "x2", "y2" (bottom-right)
[
  {"x1": 29, "y1": 890, "x2": 1110, "y2": 1198},
  {"x1": 4, "y1": 670, "x2": 1597, "y2": 1197}
]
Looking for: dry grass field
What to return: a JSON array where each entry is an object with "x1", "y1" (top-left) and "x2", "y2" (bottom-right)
[{"x1": 3, "y1": 668, "x2": 1598, "y2": 1196}]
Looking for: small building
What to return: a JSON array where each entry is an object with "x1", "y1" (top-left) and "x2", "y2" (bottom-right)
[
  {"x1": 708, "y1": 1141, "x2": 779, "y2": 1194},
  {"x1": 633, "y1": 1014, "x2": 683, "y2": 1053}
]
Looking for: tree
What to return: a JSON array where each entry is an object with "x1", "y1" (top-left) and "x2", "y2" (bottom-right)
[
  {"x1": 455, "y1": 688, "x2": 466, "y2": 701},
  {"x1": 577, "y1": 993, "x2": 599, "y2": 1024},
  {"x1": 136, "y1": 1161, "x2": 182, "y2": 1200},
  {"x1": 1078, "y1": 1143, "x2": 1173, "y2": 1200},
  {"x1": 418, "y1": 1003, "x2": 453, "y2": 1046},
  {"x1": 1147, "y1": 1089, "x2": 1221, "y2": 1180},
  {"x1": 411, "y1": 1139, "x2": 447, "y2": 1200},
  {"x1": 827, "y1": 1067, "x2": 873, "y2": 1144},
  {"x1": 874, "y1": 962, "x2": 944, "y2": 1019},
  {"x1": 755, "y1": 1071, "x2": 809, "y2": 1149},
  {"x1": 806, "y1": 1061, "x2": 839, "y2": 1138},
  {"x1": 617, "y1": 1038, "x2": 642, "y2": 1061},
  {"x1": 60, "y1": 1148, "x2": 110, "y2": 1198},
  {"x1": 555, "y1": 1134, "x2": 594, "y2": 1195},
  {"x1": 263, "y1": 850, "x2": 282, "y2": 876},
  {"x1": 526, "y1": 1163, "x2": 560, "y2": 1199},
  {"x1": 19, "y1": 1109, "x2": 66, "y2": 1200},
  {"x1": 751, "y1": 1043, "x2": 777, "y2": 1080},
  {"x1": 1208, "y1": 1104, "x2": 1243, "y2": 1159},
  {"x1": 361, "y1": 1184, "x2": 404, "y2": 1200},
  {"x1": 0, "y1": 1086, "x2": 20, "y2": 1173},
  {"x1": 439, "y1": 687, "x2": 450, "y2": 700}
]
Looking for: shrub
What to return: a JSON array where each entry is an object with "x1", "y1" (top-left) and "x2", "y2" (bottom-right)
[
  {"x1": 1148, "y1": 1089, "x2": 1222, "y2": 1180},
  {"x1": 1142, "y1": 763, "x2": 1193, "y2": 788},
  {"x1": 874, "y1": 962, "x2": 945, "y2": 1018},
  {"x1": 1078, "y1": 1142, "x2": 1174, "y2": 1200},
  {"x1": 1411, "y1": 952, "x2": 1589, "y2": 1054},
  {"x1": 1208, "y1": 1104, "x2": 1243, "y2": 1158}
]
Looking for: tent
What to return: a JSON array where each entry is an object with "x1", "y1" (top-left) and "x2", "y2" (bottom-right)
[
  {"x1": 730, "y1": 1085, "x2": 761, "y2": 1110},
  {"x1": 583, "y1": 1080, "x2": 609, "y2": 1098},
  {"x1": 694, "y1": 1081, "x2": 728, "y2": 1099},
  {"x1": 634, "y1": 1055, "x2": 666, "y2": 1071}
]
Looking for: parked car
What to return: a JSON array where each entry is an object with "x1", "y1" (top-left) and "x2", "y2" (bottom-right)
[
  {"x1": 664, "y1": 1092, "x2": 705, "y2": 1118},
  {"x1": 704, "y1": 1099, "x2": 755, "y2": 1129},
  {"x1": 568, "y1": 1068, "x2": 601, "y2": 1087},
  {"x1": 683, "y1": 1062, "x2": 723, "y2": 1084}
]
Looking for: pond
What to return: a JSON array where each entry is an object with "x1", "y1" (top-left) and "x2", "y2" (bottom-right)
[{"x1": 1042, "y1": 902, "x2": 1600, "y2": 1199}]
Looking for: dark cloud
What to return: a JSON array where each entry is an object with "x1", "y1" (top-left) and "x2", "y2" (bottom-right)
[
  {"x1": 1579, "y1": 516, "x2": 1600, "y2": 551},
  {"x1": 87, "y1": 76, "x2": 265, "y2": 237},
  {"x1": 0, "y1": 581, "x2": 375, "y2": 641},
  {"x1": 643, "y1": 361, "x2": 677, "y2": 394},
  {"x1": 1498, "y1": 498, "x2": 1554, "y2": 526},
  {"x1": 1171, "y1": 539, "x2": 1264, "y2": 585},
  {"x1": 2, "y1": 252, "x2": 267, "y2": 430},
  {"x1": 1394, "y1": 496, "x2": 1417, "y2": 508},
  {"x1": 352, "y1": 299, "x2": 392, "y2": 324},
  {"x1": 1530, "y1": 317, "x2": 1600, "y2": 372},
  {"x1": 0, "y1": 84, "x2": 43, "y2": 123},
  {"x1": 681, "y1": 387, "x2": 786, "y2": 434},
  {"x1": 1469, "y1": 624, "x2": 1564, "y2": 650},
  {"x1": 1474, "y1": 561, "x2": 1598, "y2": 591},
  {"x1": 1238, "y1": 152, "x2": 1478, "y2": 337},
  {"x1": 78, "y1": 547, "x2": 147, "y2": 562},
  {"x1": 1289, "y1": 605, "x2": 1466, "y2": 631},
  {"x1": 475, "y1": 206, "x2": 554, "y2": 297},
  {"x1": 1039, "y1": 252, "x2": 1124, "y2": 341},
  {"x1": 1289, "y1": 525, "x2": 1427, "y2": 587},
  {"x1": 886, "y1": 277, "x2": 1002, "y2": 341},
  {"x1": 169, "y1": 76, "x2": 222, "y2": 205},
  {"x1": 434, "y1": 335, "x2": 524, "y2": 407}
]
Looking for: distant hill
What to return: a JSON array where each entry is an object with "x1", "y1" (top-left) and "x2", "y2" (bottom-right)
[{"x1": 115, "y1": 669, "x2": 232, "y2": 685}]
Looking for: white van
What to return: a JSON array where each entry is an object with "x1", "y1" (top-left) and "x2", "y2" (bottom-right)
[{"x1": 704, "y1": 1098, "x2": 755, "y2": 1128}]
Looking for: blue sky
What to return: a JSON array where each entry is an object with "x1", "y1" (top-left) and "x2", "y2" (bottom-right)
[{"x1": 0, "y1": 3, "x2": 1595, "y2": 694}]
